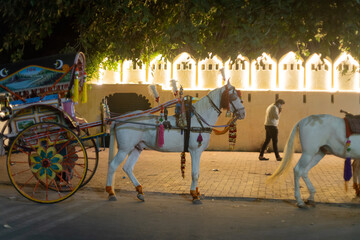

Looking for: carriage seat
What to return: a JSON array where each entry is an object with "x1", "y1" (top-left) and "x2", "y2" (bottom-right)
[{"x1": 61, "y1": 100, "x2": 87, "y2": 124}]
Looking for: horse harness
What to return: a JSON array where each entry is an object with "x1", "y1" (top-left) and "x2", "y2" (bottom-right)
[{"x1": 114, "y1": 86, "x2": 241, "y2": 152}]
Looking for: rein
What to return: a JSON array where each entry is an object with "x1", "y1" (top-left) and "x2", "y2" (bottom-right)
[
  {"x1": 206, "y1": 95, "x2": 222, "y2": 116},
  {"x1": 114, "y1": 119, "x2": 212, "y2": 132},
  {"x1": 108, "y1": 86, "x2": 240, "y2": 131},
  {"x1": 191, "y1": 106, "x2": 237, "y2": 128}
]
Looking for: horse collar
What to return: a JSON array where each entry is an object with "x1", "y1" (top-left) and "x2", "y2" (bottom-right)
[{"x1": 206, "y1": 95, "x2": 222, "y2": 116}]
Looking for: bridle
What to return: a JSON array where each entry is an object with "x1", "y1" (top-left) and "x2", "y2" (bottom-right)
[
  {"x1": 207, "y1": 85, "x2": 244, "y2": 118},
  {"x1": 206, "y1": 95, "x2": 222, "y2": 116},
  {"x1": 227, "y1": 86, "x2": 244, "y2": 119}
]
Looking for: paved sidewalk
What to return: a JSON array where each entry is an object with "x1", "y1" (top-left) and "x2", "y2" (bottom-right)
[
  {"x1": 1, "y1": 150, "x2": 358, "y2": 204},
  {"x1": 88, "y1": 150, "x2": 357, "y2": 204}
]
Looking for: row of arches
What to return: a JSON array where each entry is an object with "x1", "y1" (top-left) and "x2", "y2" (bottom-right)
[{"x1": 98, "y1": 52, "x2": 360, "y2": 91}]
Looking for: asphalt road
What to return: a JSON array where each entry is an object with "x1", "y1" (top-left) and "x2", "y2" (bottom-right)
[{"x1": 1, "y1": 185, "x2": 360, "y2": 240}]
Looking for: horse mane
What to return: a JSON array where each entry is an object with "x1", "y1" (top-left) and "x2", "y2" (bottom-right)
[
  {"x1": 193, "y1": 86, "x2": 224, "y2": 112},
  {"x1": 220, "y1": 87, "x2": 241, "y2": 110},
  {"x1": 193, "y1": 85, "x2": 241, "y2": 112}
]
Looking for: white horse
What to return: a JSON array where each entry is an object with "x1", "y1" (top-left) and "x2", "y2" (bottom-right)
[
  {"x1": 106, "y1": 82, "x2": 245, "y2": 203},
  {"x1": 353, "y1": 160, "x2": 360, "y2": 197},
  {"x1": 267, "y1": 114, "x2": 360, "y2": 208}
]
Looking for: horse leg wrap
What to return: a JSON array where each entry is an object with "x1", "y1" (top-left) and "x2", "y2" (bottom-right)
[
  {"x1": 136, "y1": 185, "x2": 144, "y2": 195},
  {"x1": 106, "y1": 186, "x2": 115, "y2": 196},
  {"x1": 190, "y1": 189, "x2": 200, "y2": 200},
  {"x1": 354, "y1": 183, "x2": 360, "y2": 196},
  {"x1": 196, "y1": 187, "x2": 201, "y2": 197}
]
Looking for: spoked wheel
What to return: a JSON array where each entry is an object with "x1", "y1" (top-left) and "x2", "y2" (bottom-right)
[
  {"x1": 7, "y1": 122, "x2": 88, "y2": 203},
  {"x1": 78, "y1": 130, "x2": 99, "y2": 188}
]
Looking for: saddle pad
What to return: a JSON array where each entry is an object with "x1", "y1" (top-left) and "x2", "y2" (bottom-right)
[{"x1": 345, "y1": 117, "x2": 360, "y2": 135}]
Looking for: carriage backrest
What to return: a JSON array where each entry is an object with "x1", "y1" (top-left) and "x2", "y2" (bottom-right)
[{"x1": 0, "y1": 53, "x2": 85, "y2": 99}]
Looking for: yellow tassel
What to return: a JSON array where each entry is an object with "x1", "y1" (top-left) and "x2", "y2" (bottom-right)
[
  {"x1": 73, "y1": 77, "x2": 79, "y2": 103},
  {"x1": 81, "y1": 81, "x2": 87, "y2": 103}
]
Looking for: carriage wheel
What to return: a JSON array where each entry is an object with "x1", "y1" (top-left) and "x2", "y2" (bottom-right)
[
  {"x1": 7, "y1": 122, "x2": 87, "y2": 203},
  {"x1": 78, "y1": 130, "x2": 99, "y2": 188}
]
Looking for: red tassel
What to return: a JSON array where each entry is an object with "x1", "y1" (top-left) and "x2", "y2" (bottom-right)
[
  {"x1": 158, "y1": 124, "x2": 164, "y2": 148},
  {"x1": 197, "y1": 133, "x2": 203, "y2": 147}
]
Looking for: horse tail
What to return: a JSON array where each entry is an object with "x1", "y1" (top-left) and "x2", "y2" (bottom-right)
[
  {"x1": 108, "y1": 122, "x2": 117, "y2": 164},
  {"x1": 267, "y1": 122, "x2": 299, "y2": 184}
]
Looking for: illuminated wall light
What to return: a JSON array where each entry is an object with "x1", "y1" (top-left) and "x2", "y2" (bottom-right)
[
  {"x1": 149, "y1": 54, "x2": 171, "y2": 88},
  {"x1": 96, "y1": 51, "x2": 360, "y2": 93},
  {"x1": 334, "y1": 53, "x2": 359, "y2": 91},
  {"x1": 173, "y1": 52, "x2": 196, "y2": 89},
  {"x1": 198, "y1": 55, "x2": 223, "y2": 89},
  {"x1": 97, "y1": 59, "x2": 107, "y2": 85},
  {"x1": 115, "y1": 62, "x2": 121, "y2": 84},
  {"x1": 123, "y1": 59, "x2": 146, "y2": 84},
  {"x1": 224, "y1": 54, "x2": 250, "y2": 89},
  {"x1": 278, "y1": 51, "x2": 304, "y2": 91},
  {"x1": 251, "y1": 53, "x2": 276, "y2": 90},
  {"x1": 305, "y1": 54, "x2": 331, "y2": 91},
  {"x1": 122, "y1": 60, "x2": 131, "y2": 84}
]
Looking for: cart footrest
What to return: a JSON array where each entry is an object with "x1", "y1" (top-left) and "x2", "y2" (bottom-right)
[{"x1": 10, "y1": 94, "x2": 59, "y2": 106}]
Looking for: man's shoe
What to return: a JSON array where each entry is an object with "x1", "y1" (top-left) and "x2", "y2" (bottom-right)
[
  {"x1": 276, "y1": 157, "x2": 282, "y2": 161},
  {"x1": 259, "y1": 156, "x2": 269, "y2": 161}
]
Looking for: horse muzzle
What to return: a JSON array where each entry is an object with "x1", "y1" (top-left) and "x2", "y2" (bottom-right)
[{"x1": 235, "y1": 107, "x2": 246, "y2": 120}]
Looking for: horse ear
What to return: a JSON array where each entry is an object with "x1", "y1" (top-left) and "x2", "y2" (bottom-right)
[{"x1": 226, "y1": 78, "x2": 231, "y2": 86}]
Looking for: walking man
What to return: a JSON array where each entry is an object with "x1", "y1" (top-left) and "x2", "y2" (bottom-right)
[{"x1": 259, "y1": 99, "x2": 285, "y2": 161}]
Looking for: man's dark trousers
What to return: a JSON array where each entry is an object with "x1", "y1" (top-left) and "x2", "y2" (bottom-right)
[{"x1": 260, "y1": 125, "x2": 280, "y2": 158}]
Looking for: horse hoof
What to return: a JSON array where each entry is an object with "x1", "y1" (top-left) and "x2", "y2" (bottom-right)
[
  {"x1": 297, "y1": 202, "x2": 308, "y2": 209},
  {"x1": 192, "y1": 199, "x2": 202, "y2": 204},
  {"x1": 108, "y1": 195, "x2": 117, "y2": 201},
  {"x1": 305, "y1": 200, "x2": 316, "y2": 207},
  {"x1": 137, "y1": 194, "x2": 145, "y2": 201}
]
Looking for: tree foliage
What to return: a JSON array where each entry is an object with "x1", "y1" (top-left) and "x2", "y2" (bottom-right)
[{"x1": 1, "y1": 0, "x2": 360, "y2": 77}]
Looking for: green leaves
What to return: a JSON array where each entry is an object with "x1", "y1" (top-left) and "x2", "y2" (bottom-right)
[{"x1": 1, "y1": 0, "x2": 360, "y2": 78}]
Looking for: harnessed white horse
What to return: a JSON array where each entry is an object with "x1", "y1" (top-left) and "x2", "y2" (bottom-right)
[
  {"x1": 106, "y1": 82, "x2": 245, "y2": 203},
  {"x1": 267, "y1": 114, "x2": 360, "y2": 208},
  {"x1": 353, "y1": 159, "x2": 360, "y2": 197}
]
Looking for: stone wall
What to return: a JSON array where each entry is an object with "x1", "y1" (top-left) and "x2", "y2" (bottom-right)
[{"x1": 76, "y1": 84, "x2": 360, "y2": 152}]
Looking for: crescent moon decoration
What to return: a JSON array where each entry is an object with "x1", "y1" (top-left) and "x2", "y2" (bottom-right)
[
  {"x1": 54, "y1": 59, "x2": 64, "y2": 70},
  {"x1": 0, "y1": 68, "x2": 8, "y2": 78}
]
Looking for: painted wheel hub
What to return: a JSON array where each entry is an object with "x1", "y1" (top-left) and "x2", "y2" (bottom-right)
[{"x1": 41, "y1": 159, "x2": 51, "y2": 168}]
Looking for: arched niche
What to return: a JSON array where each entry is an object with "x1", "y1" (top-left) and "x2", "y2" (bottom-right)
[
  {"x1": 224, "y1": 55, "x2": 250, "y2": 89},
  {"x1": 149, "y1": 55, "x2": 171, "y2": 88},
  {"x1": 198, "y1": 55, "x2": 224, "y2": 89},
  {"x1": 173, "y1": 52, "x2": 196, "y2": 89},
  {"x1": 122, "y1": 60, "x2": 146, "y2": 84},
  {"x1": 334, "y1": 53, "x2": 359, "y2": 91},
  {"x1": 305, "y1": 54, "x2": 332, "y2": 90},
  {"x1": 278, "y1": 51, "x2": 304, "y2": 90},
  {"x1": 251, "y1": 53, "x2": 277, "y2": 90}
]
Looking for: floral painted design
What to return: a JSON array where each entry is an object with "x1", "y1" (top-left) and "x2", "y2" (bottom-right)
[{"x1": 30, "y1": 146, "x2": 63, "y2": 181}]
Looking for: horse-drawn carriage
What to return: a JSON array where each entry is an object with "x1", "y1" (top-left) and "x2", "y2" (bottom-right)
[
  {"x1": 0, "y1": 52, "x2": 246, "y2": 204},
  {"x1": 0, "y1": 52, "x2": 107, "y2": 203}
]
